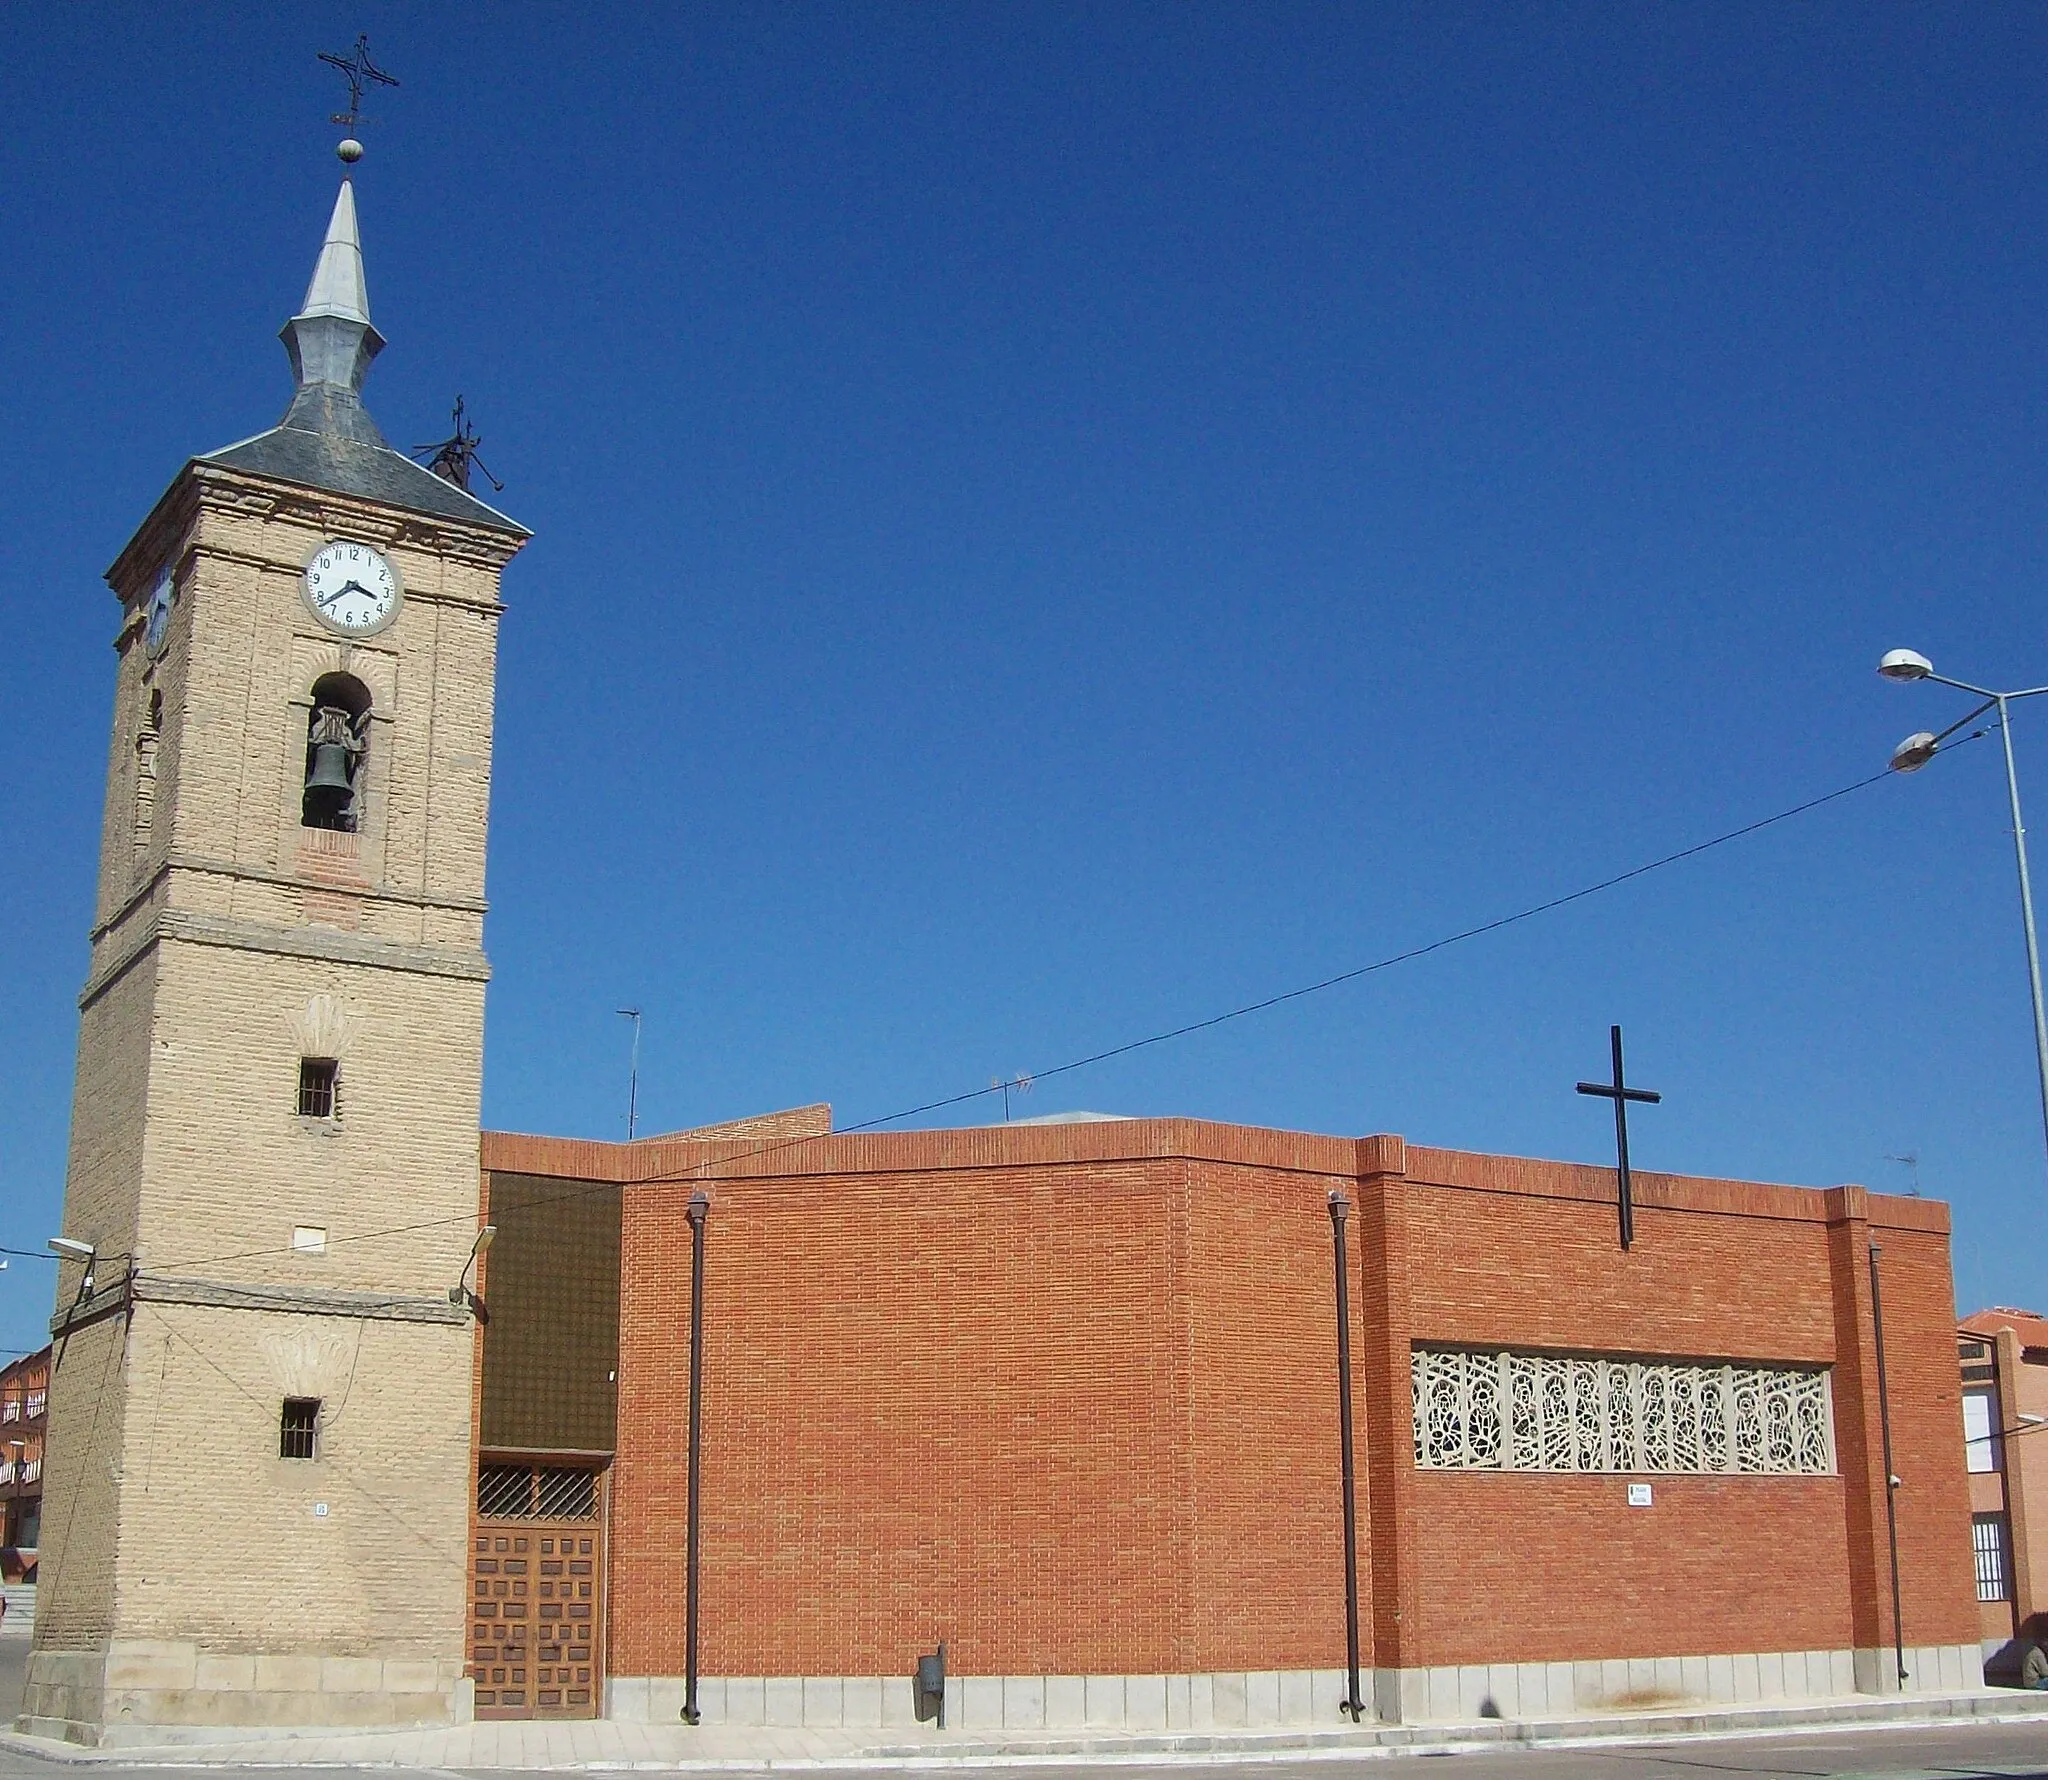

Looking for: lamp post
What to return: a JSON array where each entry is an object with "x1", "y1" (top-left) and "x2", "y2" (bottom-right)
[{"x1": 1880, "y1": 649, "x2": 2048, "y2": 1172}]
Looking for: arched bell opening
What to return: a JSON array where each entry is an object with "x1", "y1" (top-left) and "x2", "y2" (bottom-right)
[{"x1": 302, "y1": 672, "x2": 372, "y2": 833}]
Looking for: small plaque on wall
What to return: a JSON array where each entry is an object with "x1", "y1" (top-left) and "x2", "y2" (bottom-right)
[{"x1": 1627, "y1": 1482, "x2": 1653, "y2": 1508}]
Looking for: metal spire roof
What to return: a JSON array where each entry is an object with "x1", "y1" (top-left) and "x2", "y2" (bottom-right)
[
  {"x1": 198, "y1": 175, "x2": 527, "y2": 536},
  {"x1": 298, "y1": 179, "x2": 372, "y2": 324}
]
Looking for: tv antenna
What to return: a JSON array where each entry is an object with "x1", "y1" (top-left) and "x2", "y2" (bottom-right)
[
  {"x1": 618, "y1": 1008, "x2": 643, "y2": 1140},
  {"x1": 318, "y1": 34, "x2": 399, "y2": 162},
  {"x1": 990, "y1": 1073, "x2": 1033, "y2": 1122},
  {"x1": 414, "y1": 397, "x2": 504, "y2": 493},
  {"x1": 1884, "y1": 1151, "x2": 1922, "y2": 1197}
]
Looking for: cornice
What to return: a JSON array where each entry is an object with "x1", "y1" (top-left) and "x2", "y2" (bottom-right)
[
  {"x1": 81, "y1": 903, "x2": 490, "y2": 1010},
  {"x1": 52, "y1": 1272, "x2": 468, "y2": 1338},
  {"x1": 106, "y1": 458, "x2": 526, "y2": 601},
  {"x1": 90, "y1": 855, "x2": 488, "y2": 946}
]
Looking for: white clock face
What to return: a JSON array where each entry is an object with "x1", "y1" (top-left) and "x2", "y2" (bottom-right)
[{"x1": 304, "y1": 540, "x2": 401, "y2": 635}]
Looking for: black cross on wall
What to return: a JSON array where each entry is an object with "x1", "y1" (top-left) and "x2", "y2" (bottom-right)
[{"x1": 1576, "y1": 1025, "x2": 1661, "y2": 1251}]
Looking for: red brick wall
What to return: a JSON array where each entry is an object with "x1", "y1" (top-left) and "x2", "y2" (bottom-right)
[
  {"x1": 1184, "y1": 1160, "x2": 1356, "y2": 1673},
  {"x1": 488, "y1": 1118, "x2": 1980, "y2": 1679},
  {"x1": 1407, "y1": 1473, "x2": 1855, "y2": 1663},
  {"x1": 611, "y1": 1154, "x2": 1206, "y2": 1679}
]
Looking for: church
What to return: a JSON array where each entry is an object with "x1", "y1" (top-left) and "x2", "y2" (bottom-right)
[{"x1": 21, "y1": 144, "x2": 1984, "y2": 1745}]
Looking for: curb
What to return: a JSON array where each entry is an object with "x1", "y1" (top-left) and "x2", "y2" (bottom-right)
[{"x1": 5, "y1": 1688, "x2": 2048, "y2": 1769}]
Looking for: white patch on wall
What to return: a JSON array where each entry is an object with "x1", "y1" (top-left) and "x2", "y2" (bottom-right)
[
  {"x1": 288, "y1": 993, "x2": 360, "y2": 1060},
  {"x1": 258, "y1": 1321, "x2": 355, "y2": 1400},
  {"x1": 1413, "y1": 1347, "x2": 1835, "y2": 1475},
  {"x1": 292, "y1": 1226, "x2": 328, "y2": 1255}
]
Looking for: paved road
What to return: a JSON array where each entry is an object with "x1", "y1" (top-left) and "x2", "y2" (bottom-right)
[
  {"x1": 0, "y1": 1643, "x2": 23, "y2": 1732},
  {"x1": 0, "y1": 1718, "x2": 2044, "y2": 1778}
]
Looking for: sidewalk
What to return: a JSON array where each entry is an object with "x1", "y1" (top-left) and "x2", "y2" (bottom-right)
[{"x1": 5, "y1": 1686, "x2": 2048, "y2": 1768}]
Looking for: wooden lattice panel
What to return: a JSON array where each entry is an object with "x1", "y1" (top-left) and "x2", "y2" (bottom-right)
[{"x1": 469, "y1": 1465, "x2": 605, "y2": 1719}]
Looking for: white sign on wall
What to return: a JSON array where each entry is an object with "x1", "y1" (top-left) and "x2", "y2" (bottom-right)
[{"x1": 1627, "y1": 1482, "x2": 1653, "y2": 1508}]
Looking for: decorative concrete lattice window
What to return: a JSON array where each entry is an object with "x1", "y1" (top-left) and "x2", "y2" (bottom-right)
[{"x1": 1412, "y1": 1348, "x2": 1835, "y2": 1474}]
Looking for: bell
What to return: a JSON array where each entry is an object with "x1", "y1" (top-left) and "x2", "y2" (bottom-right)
[{"x1": 305, "y1": 741, "x2": 355, "y2": 795}]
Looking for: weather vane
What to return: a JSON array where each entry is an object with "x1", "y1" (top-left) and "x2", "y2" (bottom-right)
[
  {"x1": 414, "y1": 398, "x2": 504, "y2": 494},
  {"x1": 318, "y1": 34, "x2": 399, "y2": 163}
]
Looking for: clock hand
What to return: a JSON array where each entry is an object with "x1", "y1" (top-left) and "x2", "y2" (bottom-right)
[{"x1": 317, "y1": 579, "x2": 373, "y2": 608}]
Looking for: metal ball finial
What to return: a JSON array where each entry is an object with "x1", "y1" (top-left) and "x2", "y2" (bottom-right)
[{"x1": 337, "y1": 138, "x2": 365, "y2": 164}]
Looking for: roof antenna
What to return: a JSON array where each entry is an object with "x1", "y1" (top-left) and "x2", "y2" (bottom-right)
[
  {"x1": 318, "y1": 33, "x2": 399, "y2": 164},
  {"x1": 1883, "y1": 1151, "x2": 1922, "y2": 1197},
  {"x1": 414, "y1": 397, "x2": 504, "y2": 493}
]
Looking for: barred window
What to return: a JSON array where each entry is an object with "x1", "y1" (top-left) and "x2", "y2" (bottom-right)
[
  {"x1": 1975, "y1": 1513, "x2": 2012, "y2": 1602},
  {"x1": 298, "y1": 1058, "x2": 338, "y2": 1119},
  {"x1": 280, "y1": 1397, "x2": 320, "y2": 1461},
  {"x1": 1412, "y1": 1348, "x2": 1834, "y2": 1474}
]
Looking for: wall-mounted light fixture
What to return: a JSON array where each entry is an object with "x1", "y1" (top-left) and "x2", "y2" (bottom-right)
[{"x1": 448, "y1": 1224, "x2": 496, "y2": 1324}]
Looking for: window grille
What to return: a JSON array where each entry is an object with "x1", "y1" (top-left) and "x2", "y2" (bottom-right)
[
  {"x1": 279, "y1": 1398, "x2": 320, "y2": 1461},
  {"x1": 1412, "y1": 1348, "x2": 1835, "y2": 1474},
  {"x1": 477, "y1": 1463, "x2": 601, "y2": 1519},
  {"x1": 20, "y1": 1456, "x2": 37, "y2": 1484},
  {"x1": 1975, "y1": 1513, "x2": 2012, "y2": 1602},
  {"x1": 1, "y1": 1399, "x2": 17, "y2": 1423},
  {"x1": 24, "y1": 1388, "x2": 45, "y2": 1419},
  {"x1": 298, "y1": 1058, "x2": 338, "y2": 1119}
]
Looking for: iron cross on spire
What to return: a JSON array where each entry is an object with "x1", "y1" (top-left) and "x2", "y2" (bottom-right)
[
  {"x1": 1576, "y1": 1024, "x2": 1661, "y2": 1251},
  {"x1": 318, "y1": 34, "x2": 399, "y2": 135}
]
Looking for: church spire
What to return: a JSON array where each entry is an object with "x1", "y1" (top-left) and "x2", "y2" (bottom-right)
[
  {"x1": 277, "y1": 176, "x2": 389, "y2": 446},
  {"x1": 299, "y1": 179, "x2": 372, "y2": 325}
]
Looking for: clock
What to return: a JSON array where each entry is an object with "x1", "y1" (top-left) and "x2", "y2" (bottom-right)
[
  {"x1": 303, "y1": 540, "x2": 402, "y2": 635},
  {"x1": 143, "y1": 567, "x2": 174, "y2": 657}
]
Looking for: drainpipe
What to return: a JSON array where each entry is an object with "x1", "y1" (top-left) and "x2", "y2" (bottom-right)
[
  {"x1": 1868, "y1": 1242, "x2": 1907, "y2": 1689},
  {"x1": 682, "y1": 1190, "x2": 710, "y2": 1723},
  {"x1": 1329, "y1": 1191, "x2": 1365, "y2": 1721}
]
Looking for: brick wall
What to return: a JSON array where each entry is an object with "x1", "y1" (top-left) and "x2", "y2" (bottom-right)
[{"x1": 488, "y1": 1116, "x2": 1979, "y2": 1683}]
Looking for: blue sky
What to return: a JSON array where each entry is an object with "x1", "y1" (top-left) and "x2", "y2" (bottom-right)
[{"x1": 5, "y1": 5, "x2": 2048, "y2": 1360}]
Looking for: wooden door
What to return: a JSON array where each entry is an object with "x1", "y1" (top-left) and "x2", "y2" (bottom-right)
[{"x1": 469, "y1": 1462, "x2": 606, "y2": 1719}]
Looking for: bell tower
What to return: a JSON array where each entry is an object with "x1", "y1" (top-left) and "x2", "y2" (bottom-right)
[{"x1": 23, "y1": 151, "x2": 527, "y2": 1742}]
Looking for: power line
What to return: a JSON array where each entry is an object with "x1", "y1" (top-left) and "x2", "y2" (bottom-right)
[{"x1": 160, "y1": 749, "x2": 1923, "y2": 1274}]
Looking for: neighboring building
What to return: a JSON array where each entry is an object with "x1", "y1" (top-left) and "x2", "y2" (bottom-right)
[
  {"x1": 23, "y1": 155, "x2": 526, "y2": 1744},
  {"x1": 0, "y1": 1345, "x2": 48, "y2": 1557},
  {"x1": 472, "y1": 1118, "x2": 1982, "y2": 1728},
  {"x1": 1959, "y1": 1307, "x2": 2048, "y2": 1675}
]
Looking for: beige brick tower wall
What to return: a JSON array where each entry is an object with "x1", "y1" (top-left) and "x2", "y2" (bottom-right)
[{"x1": 24, "y1": 462, "x2": 524, "y2": 1743}]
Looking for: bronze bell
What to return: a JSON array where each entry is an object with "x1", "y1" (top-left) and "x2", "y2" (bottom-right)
[{"x1": 305, "y1": 741, "x2": 355, "y2": 795}]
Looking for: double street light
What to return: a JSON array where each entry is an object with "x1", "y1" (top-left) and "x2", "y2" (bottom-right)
[{"x1": 1880, "y1": 649, "x2": 2048, "y2": 1171}]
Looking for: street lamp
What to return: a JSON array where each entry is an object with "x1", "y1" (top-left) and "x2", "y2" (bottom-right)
[
  {"x1": 448, "y1": 1224, "x2": 496, "y2": 1324},
  {"x1": 48, "y1": 1237, "x2": 96, "y2": 1297},
  {"x1": 1880, "y1": 650, "x2": 2048, "y2": 1174}
]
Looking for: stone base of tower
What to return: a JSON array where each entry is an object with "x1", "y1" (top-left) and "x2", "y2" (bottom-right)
[{"x1": 19, "y1": 1645, "x2": 473, "y2": 1746}]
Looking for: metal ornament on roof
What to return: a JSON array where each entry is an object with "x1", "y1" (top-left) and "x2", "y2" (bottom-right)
[
  {"x1": 414, "y1": 397, "x2": 504, "y2": 493},
  {"x1": 319, "y1": 34, "x2": 399, "y2": 162}
]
